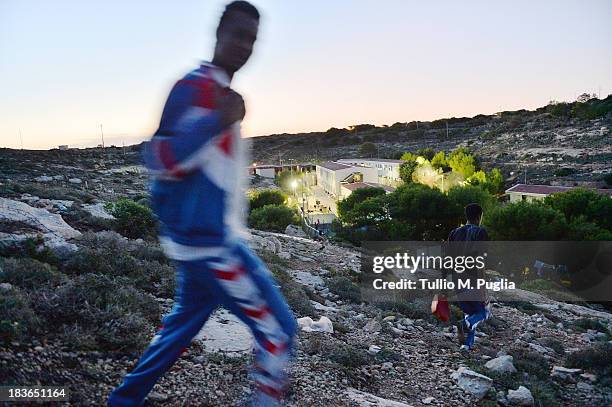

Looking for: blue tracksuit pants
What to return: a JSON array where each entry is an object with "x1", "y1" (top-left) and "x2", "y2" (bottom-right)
[
  {"x1": 108, "y1": 242, "x2": 297, "y2": 406},
  {"x1": 458, "y1": 300, "x2": 490, "y2": 348}
]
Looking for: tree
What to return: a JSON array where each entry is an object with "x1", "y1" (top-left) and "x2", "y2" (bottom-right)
[
  {"x1": 337, "y1": 187, "x2": 387, "y2": 218},
  {"x1": 576, "y1": 93, "x2": 593, "y2": 103},
  {"x1": 249, "y1": 189, "x2": 286, "y2": 212},
  {"x1": 487, "y1": 168, "x2": 505, "y2": 194},
  {"x1": 544, "y1": 189, "x2": 611, "y2": 231},
  {"x1": 484, "y1": 202, "x2": 568, "y2": 240},
  {"x1": 467, "y1": 170, "x2": 487, "y2": 186},
  {"x1": 447, "y1": 185, "x2": 497, "y2": 224},
  {"x1": 343, "y1": 195, "x2": 390, "y2": 228},
  {"x1": 387, "y1": 184, "x2": 455, "y2": 240},
  {"x1": 431, "y1": 151, "x2": 449, "y2": 171},
  {"x1": 448, "y1": 147, "x2": 476, "y2": 178},
  {"x1": 359, "y1": 142, "x2": 378, "y2": 158},
  {"x1": 400, "y1": 151, "x2": 418, "y2": 161},
  {"x1": 325, "y1": 127, "x2": 350, "y2": 136},
  {"x1": 248, "y1": 205, "x2": 297, "y2": 232},
  {"x1": 399, "y1": 161, "x2": 418, "y2": 184},
  {"x1": 350, "y1": 124, "x2": 376, "y2": 133},
  {"x1": 416, "y1": 147, "x2": 435, "y2": 161}
]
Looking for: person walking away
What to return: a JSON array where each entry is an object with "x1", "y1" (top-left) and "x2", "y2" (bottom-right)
[{"x1": 446, "y1": 203, "x2": 491, "y2": 351}]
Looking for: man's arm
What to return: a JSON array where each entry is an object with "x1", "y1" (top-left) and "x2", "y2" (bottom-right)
[{"x1": 144, "y1": 79, "x2": 244, "y2": 178}]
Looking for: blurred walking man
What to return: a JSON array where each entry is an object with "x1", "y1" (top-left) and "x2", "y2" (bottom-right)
[{"x1": 108, "y1": 2, "x2": 297, "y2": 406}]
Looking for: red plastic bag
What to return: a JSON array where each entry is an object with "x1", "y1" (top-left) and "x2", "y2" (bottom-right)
[{"x1": 431, "y1": 294, "x2": 450, "y2": 322}]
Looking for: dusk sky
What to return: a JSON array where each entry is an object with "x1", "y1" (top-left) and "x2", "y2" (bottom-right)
[{"x1": 1, "y1": 0, "x2": 611, "y2": 150}]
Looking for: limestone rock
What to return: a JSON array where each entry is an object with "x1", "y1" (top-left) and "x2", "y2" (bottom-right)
[
  {"x1": 195, "y1": 309, "x2": 251, "y2": 355},
  {"x1": 285, "y1": 224, "x2": 307, "y2": 238},
  {"x1": 346, "y1": 388, "x2": 413, "y2": 407},
  {"x1": 551, "y1": 366, "x2": 582, "y2": 380},
  {"x1": 297, "y1": 316, "x2": 333, "y2": 333},
  {"x1": 485, "y1": 355, "x2": 517, "y2": 374},
  {"x1": 451, "y1": 367, "x2": 493, "y2": 400},
  {"x1": 363, "y1": 319, "x2": 382, "y2": 333},
  {"x1": 0, "y1": 198, "x2": 81, "y2": 240},
  {"x1": 34, "y1": 175, "x2": 54, "y2": 182},
  {"x1": 507, "y1": 386, "x2": 534, "y2": 406},
  {"x1": 81, "y1": 203, "x2": 115, "y2": 220}
]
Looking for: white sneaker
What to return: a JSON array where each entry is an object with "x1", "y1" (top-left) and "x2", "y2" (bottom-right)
[{"x1": 459, "y1": 344, "x2": 471, "y2": 352}]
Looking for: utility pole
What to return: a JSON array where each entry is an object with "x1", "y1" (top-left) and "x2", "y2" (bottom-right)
[
  {"x1": 19, "y1": 130, "x2": 23, "y2": 150},
  {"x1": 100, "y1": 124, "x2": 105, "y2": 148}
]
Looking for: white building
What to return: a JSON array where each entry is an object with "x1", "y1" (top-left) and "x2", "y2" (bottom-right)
[
  {"x1": 315, "y1": 161, "x2": 378, "y2": 198},
  {"x1": 337, "y1": 158, "x2": 403, "y2": 187},
  {"x1": 253, "y1": 165, "x2": 277, "y2": 179},
  {"x1": 505, "y1": 184, "x2": 612, "y2": 203}
]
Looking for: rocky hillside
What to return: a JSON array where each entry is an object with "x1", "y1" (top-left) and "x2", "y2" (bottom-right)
[
  {"x1": 0, "y1": 148, "x2": 611, "y2": 406},
  {"x1": 251, "y1": 97, "x2": 612, "y2": 188},
  {"x1": 1, "y1": 228, "x2": 611, "y2": 406}
]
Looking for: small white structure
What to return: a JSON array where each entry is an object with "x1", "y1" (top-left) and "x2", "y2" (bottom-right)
[
  {"x1": 58, "y1": 145, "x2": 69, "y2": 150},
  {"x1": 254, "y1": 165, "x2": 277, "y2": 179},
  {"x1": 506, "y1": 184, "x2": 612, "y2": 203},
  {"x1": 338, "y1": 158, "x2": 403, "y2": 187},
  {"x1": 315, "y1": 161, "x2": 378, "y2": 198}
]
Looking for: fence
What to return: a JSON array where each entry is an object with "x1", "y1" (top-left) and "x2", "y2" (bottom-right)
[{"x1": 297, "y1": 206, "x2": 321, "y2": 239}]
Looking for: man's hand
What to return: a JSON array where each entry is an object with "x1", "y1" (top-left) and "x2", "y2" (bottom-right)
[{"x1": 218, "y1": 89, "x2": 245, "y2": 128}]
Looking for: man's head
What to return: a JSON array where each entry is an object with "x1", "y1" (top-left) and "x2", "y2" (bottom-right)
[
  {"x1": 465, "y1": 203, "x2": 483, "y2": 225},
  {"x1": 213, "y1": 1, "x2": 260, "y2": 75}
]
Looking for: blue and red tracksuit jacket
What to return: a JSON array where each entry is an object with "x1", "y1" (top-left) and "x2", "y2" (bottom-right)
[{"x1": 143, "y1": 62, "x2": 249, "y2": 259}]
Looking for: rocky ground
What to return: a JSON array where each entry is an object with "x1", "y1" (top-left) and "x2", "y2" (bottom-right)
[{"x1": 0, "y1": 146, "x2": 611, "y2": 406}]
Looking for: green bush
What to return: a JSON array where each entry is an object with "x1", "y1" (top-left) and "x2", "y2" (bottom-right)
[
  {"x1": 248, "y1": 204, "x2": 297, "y2": 233},
  {"x1": 249, "y1": 189, "x2": 286, "y2": 212},
  {"x1": 566, "y1": 342, "x2": 612, "y2": 376},
  {"x1": 554, "y1": 167, "x2": 576, "y2": 177},
  {"x1": 0, "y1": 237, "x2": 60, "y2": 266},
  {"x1": 106, "y1": 198, "x2": 157, "y2": 240},
  {"x1": 0, "y1": 287, "x2": 41, "y2": 343},
  {"x1": 327, "y1": 343, "x2": 369, "y2": 368},
  {"x1": 64, "y1": 234, "x2": 174, "y2": 298},
  {"x1": 96, "y1": 314, "x2": 152, "y2": 352},
  {"x1": 572, "y1": 318, "x2": 608, "y2": 333},
  {"x1": 265, "y1": 261, "x2": 313, "y2": 317},
  {"x1": 327, "y1": 276, "x2": 361, "y2": 303},
  {"x1": 33, "y1": 273, "x2": 160, "y2": 352},
  {"x1": 0, "y1": 258, "x2": 67, "y2": 289},
  {"x1": 539, "y1": 337, "x2": 565, "y2": 355}
]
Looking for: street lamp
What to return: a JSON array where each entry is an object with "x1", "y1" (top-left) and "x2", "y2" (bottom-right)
[{"x1": 290, "y1": 180, "x2": 298, "y2": 201}]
